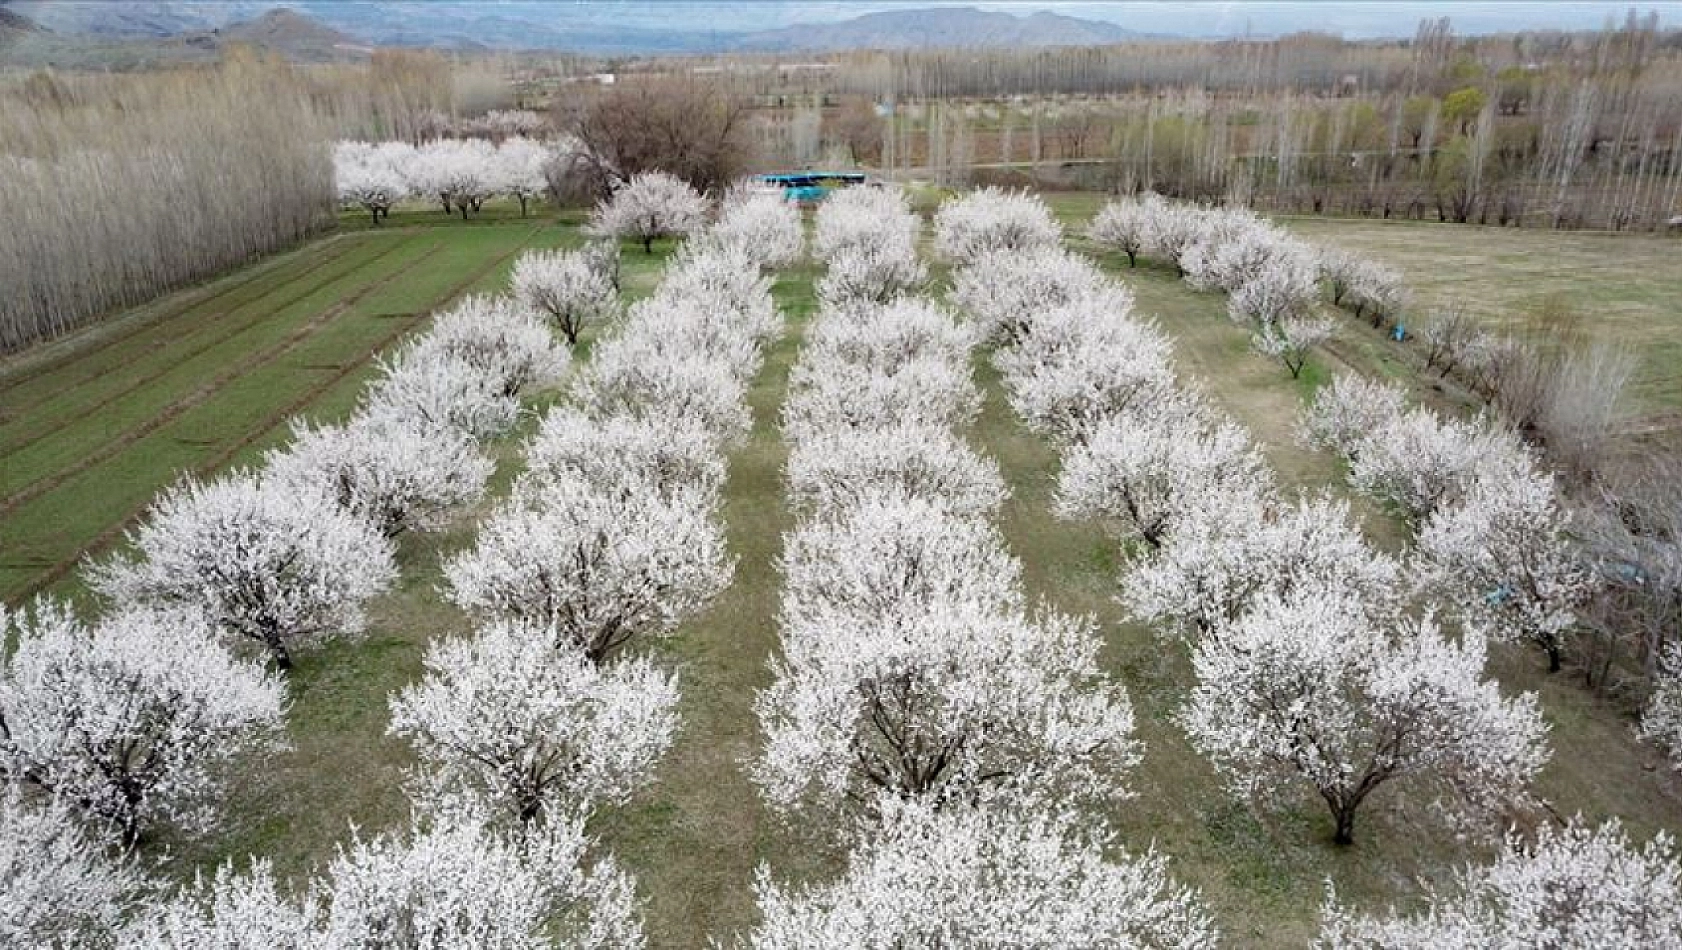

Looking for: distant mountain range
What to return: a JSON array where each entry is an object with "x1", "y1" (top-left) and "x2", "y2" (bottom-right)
[{"x1": 0, "y1": 2, "x2": 1162, "y2": 59}]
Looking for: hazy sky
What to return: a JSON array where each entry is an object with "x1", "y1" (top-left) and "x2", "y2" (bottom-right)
[{"x1": 724, "y1": 1, "x2": 1678, "y2": 37}]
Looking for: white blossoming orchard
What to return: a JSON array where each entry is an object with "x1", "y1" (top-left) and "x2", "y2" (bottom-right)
[
  {"x1": 489, "y1": 136, "x2": 549, "y2": 217},
  {"x1": 1640, "y1": 643, "x2": 1682, "y2": 770},
  {"x1": 801, "y1": 297, "x2": 974, "y2": 375},
  {"x1": 130, "y1": 816, "x2": 644, "y2": 949},
  {"x1": 0, "y1": 790, "x2": 141, "y2": 947},
  {"x1": 812, "y1": 185, "x2": 918, "y2": 262},
  {"x1": 574, "y1": 337, "x2": 752, "y2": 444},
  {"x1": 0, "y1": 603, "x2": 286, "y2": 841},
  {"x1": 610, "y1": 297, "x2": 766, "y2": 384},
  {"x1": 754, "y1": 599, "x2": 1138, "y2": 822},
  {"x1": 265, "y1": 415, "x2": 493, "y2": 537},
  {"x1": 523, "y1": 406, "x2": 726, "y2": 503},
  {"x1": 444, "y1": 484, "x2": 733, "y2": 663},
  {"x1": 1180, "y1": 588, "x2": 1550, "y2": 845},
  {"x1": 1087, "y1": 194, "x2": 1164, "y2": 267},
  {"x1": 815, "y1": 239, "x2": 927, "y2": 308},
  {"x1": 654, "y1": 243, "x2": 782, "y2": 344},
  {"x1": 407, "y1": 294, "x2": 569, "y2": 398},
  {"x1": 121, "y1": 860, "x2": 319, "y2": 950},
  {"x1": 742, "y1": 800, "x2": 1219, "y2": 949},
  {"x1": 1251, "y1": 314, "x2": 1336, "y2": 379},
  {"x1": 778, "y1": 496, "x2": 1025, "y2": 630},
  {"x1": 1346, "y1": 406, "x2": 1535, "y2": 523},
  {"x1": 1301, "y1": 373, "x2": 1408, "y2": 460},
  {"x1": 589, "y1": 170, "x2": 709, "y2": 253},
  {"x1": 785, "y1": 426, "x2": 1008, "y2": 519},
  {"x1": 709, "y1": 186, "x2": 805, "y2": 271},
  {"x1": 1318, "y1": 819, "x2": 1682, "y2": 946},
  {"x1": 389, "y1": 621, "x2": 679, "y2": 824},
  {"x1": 948, "y1": 246, "x2": 1110, "y2": 346},
  {"x1": 1123, "y1": 493, "x2": 1400, "y2": 637},
  {"x1": 932, "y1": 186, "x2": 1063, "y2": 265},
  {"x1": 360, "y1": 346, "x2": 523, "y2": 442},
  {"x1": 509, "y1": 248, "x2": 619, "y2": 346},
  {"x1": 999, "y1": 305, "x2": 1178, "y2": 444},
  {"x1": 89, "y1": 473, "x2": 396, "y2": 671},
  {"x1": 1055, "y1": 411, "x2": 1272, "y2": 550},
  {"x1": 1417, "y1": 471, "x2": 1599, "y2": 673},
  {"x1": 782, "y1": 351, "x2": 981, "y2": 445}
]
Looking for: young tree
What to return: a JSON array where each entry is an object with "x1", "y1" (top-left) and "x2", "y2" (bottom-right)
[
  {"x1": 785, "y1": 426, "x2": 1008, "y2": 519},
  {"x1": 523, "y1": 407, "x2": 725, "y2": 503},
  {"x1": 709, "y1": 187, "x2": 805, "y2": 271},
  {"x1": 815, "y1": 239, "x2": 926, "y2": 308},
  {"x1": 491, "y1": 136, "x2": 549, "y2": 217},
  {"x1": 647, "y1": 243, "x2": 781, "y2": 346},
  {"x1": 389, "y1": 621, "x2": 679, "y2": 825},
  {"x1": 89, "y1": 474, "x2": 395, "y2": 672},
  {"x1": 778, "y1": 497, "x2": 1025, "y2": 631},
  {"x1": 1319, "y1": 820, "x2": 1682, "y2": 946},
  {"x1": 801, "y1": 298, "x2": 974, "y2": 376},
  {"x1": 932, "y1": 187, "x2": 1063, "y2": 264},
  {"x1": 742, "y1": 801, "x2": 1218, "y2": 948},
  {"x1": 132, "y1": 816, "x2": 644, "y2": 948},
  {"x1": 1641, "y1": 643, "x2": 1682, "y2": 770},
  {"x1": 573, "y1": 339, "x2": 752, "y2": 444},
  {"x1": 1347, "y1": 407, "x2": 1534, "y2": 523},
  {"x1": 0, "y1": 790, "x2": 141, "y2": 947},
  {"x1": 1301, "y1": 373, "x2": 1408, "y2": 460},
  {"x1": 1417, "y1": 472, "x2": 1599, "y2": 673},
  {"x1": 948, "y1": 246, "x2": 1110, "y2": 346},
  {"x1": 588, "y1": 171, "x2": 708, "y2": 253},
  {"x1": 1087, "y1": 194, "x2": 1161, "y2": 267},
  {"x1": 1180, "y1": 589, "x2": 1548, "y2": 846},
  {"x1": 407, "y1": 295, "x2": 570, "y2": 398},
  {"x1": 782, "y1": 352, "x2": 980, "y2": 445},
  {"x1": 122, "y1": 860, "x2": 319, "y2": 950},
  {"x1": 1124, "y1": 493, "x2": 1400, "y2": 638},
  {"x1": 508, "y1": 248, "x2": 619, "y2": 346},
  {"x1": 0, "y1": 603, "x2": 286, "y2": 841},
  {"x1": 812, "y1": 185, "x2": 918, "y2": 262},
  {"x1": 360, "y1": 347, "x2": 523, "y2": 443},
  {"x1": 998, "y1": 306, "x2": 1177, "y2": 445},
  {"x1": 335, "y1": 157, "x2": 407, "y2": 226},
  {"x1": 754, "y1": 600, "x2": 1139, "y2": 821},
  {"x1": 1056, "y1": 411, "x2": 1272, "y2": 550},
  {"x1": 265, "y1": 416, "x2": 493, "y2": 537},
  {"x1": 444, "y1": 484, "x2": 733, "y2": 664},
  {"x1": 1252, "y1": 315, "x2": 1337, "y2": 379}
]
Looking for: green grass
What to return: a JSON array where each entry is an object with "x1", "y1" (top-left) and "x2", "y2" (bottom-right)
[{"x1": 3, "y1": 202, "x2": 1679, "y2": 948}]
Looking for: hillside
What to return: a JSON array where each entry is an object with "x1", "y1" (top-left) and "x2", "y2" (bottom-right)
[
  {"x1": 736, "y1": 6, "x2": 1148, "y2": 51},
  {"x1": 0, "y1": 6, "x2": 368, "y2": 68}
]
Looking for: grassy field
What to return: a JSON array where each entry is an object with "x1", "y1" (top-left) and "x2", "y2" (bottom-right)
[{"x1": 3, "y1": 199, "x2": 1680, "y2": 947}]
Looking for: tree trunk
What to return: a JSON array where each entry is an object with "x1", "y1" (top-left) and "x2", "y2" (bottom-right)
[
  {"x1": 1547, "y1": 641, "x2": 1562, "y2": 673},
  {"x1": 1333, "y1": 805, "x2": 1357, "y2": 845},
  {"x1": 263, "y1": 630, "x2": 293, "y2": 672},
  {"x1": 642, "y1": 235, "x2": 654, "y2": 254},
  {"x1": 1126, "y1": 250, "x2": 1137, "y2": 268}
]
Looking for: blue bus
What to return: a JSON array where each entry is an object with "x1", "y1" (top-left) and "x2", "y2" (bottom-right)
[{"x1": 756, "y1": 172, "x2": 867, "y2": 203}]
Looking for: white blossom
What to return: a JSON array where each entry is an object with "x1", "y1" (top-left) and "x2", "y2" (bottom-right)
[
  {"x1": 265, "y1": 415, "x2": 492, "y2": 537},
  {"x1": 1181, "y1": 588, "x2": 1550, "y2": 845},
  {"x1": 509, "y1": 248, "x2": 619, "y2": 346},
  {"x1": 816, "y1": 239, "x2": 926, "y2": 307},
  {"x1": 589, "y1": 170, "x2": 708, "y2": 253},
  {"x1": 0, "y1": 602, "x2": 286, "y2": 839},
  {"x1": 654, "y1": 242, "x2": 782, "y2": 344},
  {"x1": 1348, "y1": 407, "x2": 1535, "y2": 523},
  {"x1": 444, "y1": 483, "x2": 733, "y2": 663},
  {"x1": 708, "y1": 187, "x2": 805, "y2": 271},
  {"x1": 1318, "y1": 819, "x2": 1682, "y2": 947},
  {"x1": 1640, "y1": 643, "x2": 1682, "y2": 770},
  {"x1": 1302, "y1": 374, "x2": 1408, "y2": 459},
  {"x1": 932, "y1": 187, "x2": 1063, "y2": 264},
  {"x1": 1124, "y1": 492, "x2": 1400, "y2": 637},
  {"x1": 0, "y1": 790, "x2": 140, "y2": 947},
  {"x1": 999, "y1": 303, "x2": 1178, "y2": 444},
  {"x1": 1251, "y1": 314, "x2": 1336, "y2": 379},
  {"x1": 389, "y1": 621, "x2": 679, "y2": 824},
  {"x1": 801, "y1": 298, "x2": 973, "y2": 375},
  {"x1": 755, "y1": 598, "x2": 1138, "y2": 822},
  {"x1": 948, "y1": 246, "x2": 1109, "y2": 346},
  {"x1": 406, "y1": 295, "x2": 569, "y2": 398},
  {"x1": 743, "y1": 800, "x2": 1218, "y2": 949},
  {"x1": 89, "y1": 473, "x2": 396, "y2": 671},
  {"x1": 785, "y1": 426, "x2": 1007, "y2": 519},
  {"x1": 573, "y1": 336, "x2": 752, "y2": 444},
  {"x1": 523, "y1": 406, "x2": 725, "y2": 503},
  {"x1": 1417, "y1": 471, "x2": 1599, "y2": 673},
  {"x1": 1056, "y1": 411, "x2": 1272, "y2": 550},
  {"x1": 360, "y1": 346, "x2": 522, "y2": 442},
  {"x1": 782, "y1": 351, "x2": 980, "y2": 445},
  {"x1": 812, "y1": 185, "x2": 917, "y2": 262},
  {"x1": 1086, "y1": 194, "x2": 1162, "y2": 266},
  {"x1": 121, "y1": 860, "x2": 319, "y2": 950}
]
